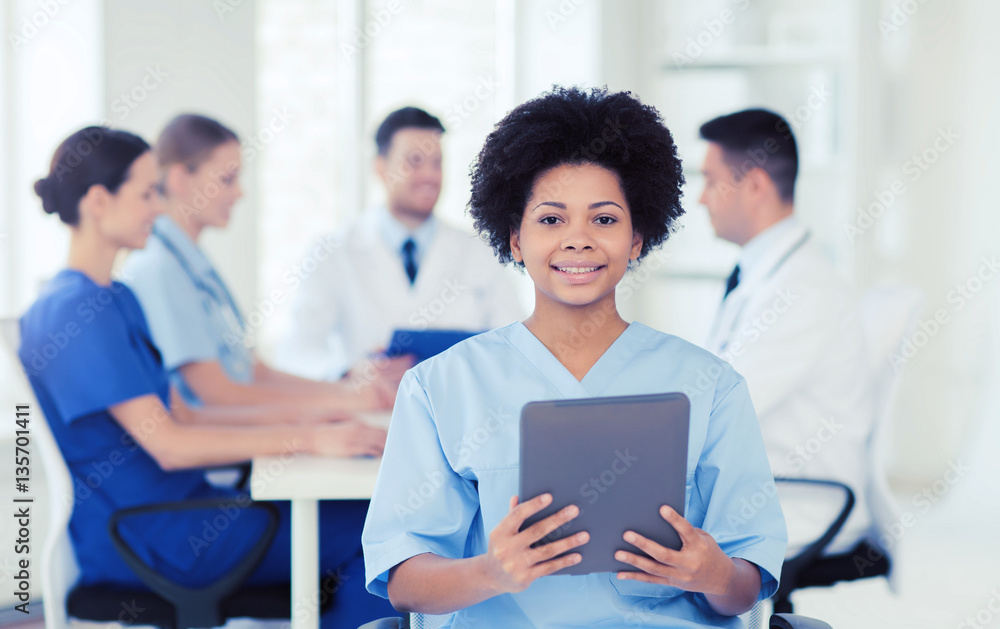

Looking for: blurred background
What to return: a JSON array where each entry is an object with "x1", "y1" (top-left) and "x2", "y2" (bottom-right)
[{"x1": 0, "y1": 0, "x2": 998, "y2": 626}]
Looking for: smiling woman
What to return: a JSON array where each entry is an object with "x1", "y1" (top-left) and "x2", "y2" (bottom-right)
[{"x1": 361, "y1": 86, "x2": 788, "y2": 628}]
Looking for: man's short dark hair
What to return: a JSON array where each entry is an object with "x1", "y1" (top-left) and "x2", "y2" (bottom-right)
[
  {"x1": 699, "y1": 108, "x2": 798, "y2": 203},
  {"x1": 375, "y1": 107, "x2": 445, "y2": 156}
]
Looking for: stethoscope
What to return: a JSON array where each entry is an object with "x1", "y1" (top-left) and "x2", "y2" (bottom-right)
[
  {"x1": 151, "y1": 224, "x2": 249, "y2": 348},
  {"x1": 713, "y1": 229, "x2": 812, "y2": 353}
]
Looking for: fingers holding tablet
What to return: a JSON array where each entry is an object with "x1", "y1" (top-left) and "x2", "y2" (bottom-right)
[{"x1": 482, "y1": 494, "x2": 590, "y2": 594}]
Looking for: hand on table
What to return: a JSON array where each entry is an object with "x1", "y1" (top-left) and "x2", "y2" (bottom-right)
[{"x1": 310, "y1": 420, "x2": 387, "y2": 457}]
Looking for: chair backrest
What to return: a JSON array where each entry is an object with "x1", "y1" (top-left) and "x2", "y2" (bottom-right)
[
  {"x1": 0, "y1": 318, "x2": 80, "y2": 629},
  {"x1": 855, "y1": 286, "x2": 923, "y2": 592}
]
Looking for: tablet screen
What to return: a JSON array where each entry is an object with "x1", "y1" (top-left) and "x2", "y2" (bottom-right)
[{"x1": 518, "y1": 392, "x2": 690, "y2": 575}]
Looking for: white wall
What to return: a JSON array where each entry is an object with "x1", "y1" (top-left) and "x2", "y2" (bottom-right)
[
  {"x1": 856, "y1": 0, "x2": 1000, "y2": 487},
  {"x1": 103, "y1": 0, "x2": 258, "y2": 309}
]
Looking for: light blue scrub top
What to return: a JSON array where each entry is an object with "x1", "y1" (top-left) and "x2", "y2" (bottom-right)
[
  {"x1": 363, "y1": 322, "x2": 787, "y2": 628},
  {"x1": 122, "y1": 215, "x2": 254, "y2": 404}
]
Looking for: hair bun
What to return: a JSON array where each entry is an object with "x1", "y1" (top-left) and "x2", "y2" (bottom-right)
[{"x1": 34, "y1": 177, "x2": 59, "y2": 215}]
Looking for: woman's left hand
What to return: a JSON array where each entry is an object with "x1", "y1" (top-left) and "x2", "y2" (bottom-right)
[{"x1": 614, "y1": 505, "x2": 735, "y2": 596}]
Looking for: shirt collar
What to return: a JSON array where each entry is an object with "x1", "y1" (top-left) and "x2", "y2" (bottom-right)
[
  {"x1": 376, "y1": 205, "x2": 436, "y2": 263},
  {"x1": 738, "y1": 214, "x2": 800, "y2": 277},
  {"x1": 152, "y1": 214, "x2": 216, "y2": 279}
]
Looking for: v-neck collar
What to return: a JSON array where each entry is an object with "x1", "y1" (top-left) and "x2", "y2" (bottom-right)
[{"x1": 501, "y1": 320, "x2": 653, "y2": 398}]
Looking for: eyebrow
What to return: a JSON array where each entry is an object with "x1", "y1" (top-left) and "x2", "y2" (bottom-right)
[{"x1": 530, "y1": 201, "x2": 624, "y2": 213}]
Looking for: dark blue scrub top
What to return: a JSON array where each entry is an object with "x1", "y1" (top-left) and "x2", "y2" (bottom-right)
[{"x1": 19, "y1": 270, "x2": 236, "y2": 585}]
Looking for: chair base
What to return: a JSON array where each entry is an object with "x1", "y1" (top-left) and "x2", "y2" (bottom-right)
[
  {"x1": 774, "y1": 540, "x2": 890, "y2": 613},
  {"x1": 67, "y1": 581, "x2": 329, "y2": 629}
]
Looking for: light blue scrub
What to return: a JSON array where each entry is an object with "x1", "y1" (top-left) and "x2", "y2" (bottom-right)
[
  {"x1": 363, "y1": 322, "x2": 787, "y2": 628},
  {"x1": 122, "y1": 215, "x2": 253, "y2": 404}
]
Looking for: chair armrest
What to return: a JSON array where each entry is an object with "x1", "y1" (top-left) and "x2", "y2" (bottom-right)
[
  {"x1": 108, "y1": 497, "x2": 279, "y2": 628},
  {"x1": 770, "y1": 612, "x2": 833, "y2": 629},
  {"x1": 774, "y1": 478, "x2": 855, "y2": 570},
  {"x1": 357, "y1": 618, "x2": 405, "y2": 629}
]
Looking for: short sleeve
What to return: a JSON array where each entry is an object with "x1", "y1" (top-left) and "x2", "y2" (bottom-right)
[
  {"x1": 692, "y1": 373, "x2": 788, "y2": 601},
  {"x1": 362, "y1": 370, "x2": 481, "y2": 599},
  {"x1": 23, "y1": 295, "x2": 161, "y2": 426},
  {"x1": 123, "y1": 250, "x2": 218, "y2": 370}
]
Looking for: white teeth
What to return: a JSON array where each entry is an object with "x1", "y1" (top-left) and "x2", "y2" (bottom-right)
[{"x1": 559, "y1": 267, "x2": 598, "y2": 274}]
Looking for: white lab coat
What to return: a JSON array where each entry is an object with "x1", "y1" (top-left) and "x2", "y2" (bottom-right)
[
  {"x1": 274, "y1": 209, "x2": 525, "y2": 380},
  {"x1": 705, "y1": 218, "x2": 874, "y2": 557}
]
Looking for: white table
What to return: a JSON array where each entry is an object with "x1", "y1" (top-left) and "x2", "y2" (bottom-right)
[{"x1": 250, "y1": 415, "x2": 388, "y2": 629}]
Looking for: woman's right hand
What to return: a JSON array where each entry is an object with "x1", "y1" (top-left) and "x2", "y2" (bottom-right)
[
  {"x1": 310, "y1": 420, "x2": 387, "y2": 457},
  {"x1": 481, "y1": 493, "x2": 589, "y2": 594}
]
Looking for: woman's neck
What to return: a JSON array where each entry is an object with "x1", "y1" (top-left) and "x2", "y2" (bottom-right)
[
  {"x1": 523, "y1": 290, "x2": 628, "y2": 378},
  {"x1": 164, "y1": 201, "x2": 204, "y2": 242},
  {"x1": 66, "y1": 229, "x2": 118, "y2": 286}
]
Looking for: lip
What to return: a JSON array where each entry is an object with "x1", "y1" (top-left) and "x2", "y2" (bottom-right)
[{"x1": 551, "y1": 262, "x2": 606, "y2": 284}]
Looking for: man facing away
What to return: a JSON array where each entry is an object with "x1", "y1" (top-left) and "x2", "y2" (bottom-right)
[
  {"x1": 698, "y1": 108, "x2": 874, "y2": 558},
  {"x1": 275, "y1": 107, "x2": 524, "y2": 382}
]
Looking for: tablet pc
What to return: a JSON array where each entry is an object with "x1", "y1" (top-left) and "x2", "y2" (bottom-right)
[
  {"x1": 518, "y1": 392, "x2": 690, "y2": 575},
  {"x1": 384, "y1": 329, "x2": 481, "y2": 364}
]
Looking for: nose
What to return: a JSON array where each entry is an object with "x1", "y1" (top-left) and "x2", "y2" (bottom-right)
[
  {"x1": 560, "y1": 219, "x2": 596, "y2": 251},
  {"x1": 698, "y1": 185, "x2": 708, "y2": 206}
]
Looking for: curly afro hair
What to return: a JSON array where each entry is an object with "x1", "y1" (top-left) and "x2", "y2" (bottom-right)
[{"x1": 468, "y1": 86, "x2": 684, "y2": 264}]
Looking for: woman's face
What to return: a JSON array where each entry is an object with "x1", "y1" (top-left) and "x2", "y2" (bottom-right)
[
  {"x1": 175, "y1": 140, "x2": 244, "y2": 230},
  {"x1": 511, "y1": 162, "x2": 642, "y2": 310},
  {"x1": 100, "y1": 151, "x2": 162, "y2": 249}
]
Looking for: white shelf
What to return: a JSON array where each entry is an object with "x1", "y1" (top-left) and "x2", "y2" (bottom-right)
[{"x1": 661, "y1": 46, "x2": 846, "y2": 71}]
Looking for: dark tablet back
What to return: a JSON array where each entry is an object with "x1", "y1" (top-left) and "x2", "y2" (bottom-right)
[{"x1": 519, "y1": 392, "x2": 690, "y2": 575}]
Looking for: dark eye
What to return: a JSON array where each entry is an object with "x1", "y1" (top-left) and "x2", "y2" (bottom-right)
[
  {"x1": 540, "y1": 216, "x2": 560, "y2": 225},
  {"x1": 596, "y1": 216, "x2": 617, "y2": 225}
]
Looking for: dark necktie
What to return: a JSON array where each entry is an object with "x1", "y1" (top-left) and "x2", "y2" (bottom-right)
[
  {"x1": 402, "y1": 238, "x2": 418, "y2": 285},
  {"x1": 723, "y1": 264, "x2": 741, "y2": 299}
]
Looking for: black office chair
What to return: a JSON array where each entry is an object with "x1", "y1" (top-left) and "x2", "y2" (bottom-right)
[
  {"x1": 0, "y1": 318, "x2": 331, "y2": 629},
  {"x1": 360, "y1": 613, "x2": 834, "y2": 629},
  {"x1": 65, "y1": 497, "x2": 340, "y2": 629},
  {"x1": 771, "y1": 478, "x2": 889, "y2": 614}
]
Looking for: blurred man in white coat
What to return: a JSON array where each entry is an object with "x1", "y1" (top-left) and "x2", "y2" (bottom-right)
[
  {"x1": 699, "y1": 109, "x2": 874, "y2": 558},
  {"x1": 276, "y1": 107, "x2": 524, "y2": 382}
]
